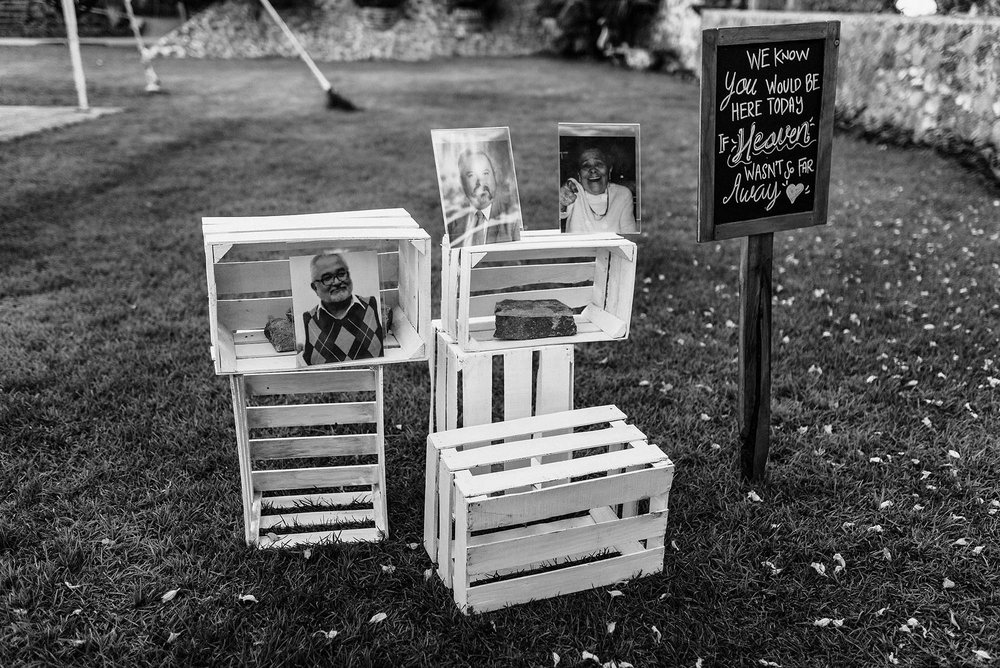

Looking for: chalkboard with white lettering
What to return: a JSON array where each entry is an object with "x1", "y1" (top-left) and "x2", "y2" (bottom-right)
[{"x1": 698, "y1": 22, "x2": 839, "y2": 242}]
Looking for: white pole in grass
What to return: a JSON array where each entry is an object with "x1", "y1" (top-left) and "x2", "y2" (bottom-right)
[
  {"x1": 61, "y1": 0, "x2": 89, "y2": 111},
  {"x1": 122, "y1": 0, "x2": 162, "y2": 92}
]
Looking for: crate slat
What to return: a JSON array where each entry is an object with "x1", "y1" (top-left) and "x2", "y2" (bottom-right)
[
  {"x1": 218, "y1": 296, "x2": 293, "y2": 332},
  {"x1": 258, "y1": 509, "x2": 375, "y2": 529},
  {"x1": 470, "y1": 261, "x2": 596, "y2": 291},
  {"x1": 202, "y1": 208, "x2": 414, "y2": 234},
  {"x1": 262, "y1": 491, "x2": 374, "y2": 509},
  {"x1": 245, "y1": 369, "x2": 377, "y2": 395},
  {"x1": 246, "y1": 402, "x2": 376, "y2": 428},
  {"x1": 250, "y1": 433, "x2": 378, "y2": 460},
  {"x1": 252, "y1": 464, "x2": 377, "y2": 492},
  {"x1": 468, "y1": 512, "x2": 662, "y2": 575},
  {"x1": 466, "y1": 466, "x2": 672, "y2": 531},
  {"x1": 215, "y1": 260, "x2": 291, "y2": 295},
  {"x1": 443, "y1": 424, "x2": 646, "y2": 471},
  {"x1": 464, "y1": 547, "x2": 665, "y2": 614},
  {"x1": 468, "y1": 285, "x2": 593, "y2": 319},
  {"x1": 255, "y1": 527, "x2": 381, "y2": 549},
  {"x1": 458, "y1": 443, "x2": 667, "y2": 499},
  {"x1": 429, "y1": 404, "x2": 626, "y2": 449}
]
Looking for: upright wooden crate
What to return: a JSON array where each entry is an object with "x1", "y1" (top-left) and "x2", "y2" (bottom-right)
[
  {"x1": 440, "y1": 231, "x2": 637, "y2": 352},
  {"x1": 230, "y1": 367, "x2": 388, "y2": 548},
  {"x1": 424, "y1": 320, "x2": 575, "y2": 559},
  {"x1": 428, "y1": 406, "x2": 673, "y2": 614},
  {"x1": 203, "y1": 208, "x2": 431, "y2": 375}
]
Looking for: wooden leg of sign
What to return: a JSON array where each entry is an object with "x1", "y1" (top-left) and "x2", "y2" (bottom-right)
[{"x1": 738, "y1": 233, "x2": 773, "y2": 481}]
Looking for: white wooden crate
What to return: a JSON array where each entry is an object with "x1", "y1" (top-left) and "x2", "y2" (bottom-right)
[
  {"x1": 203, "y1": 208, "x2": 431, "y2": 375},
  {"x1": 423, "y1": 320, "x2": 574, "y2": 559},
  {"x1": 230, "y1": 367, "x2": 388, "y2": 548},
  {"x1": 440, "y1": 231, "x2": 637, "y2": 353},
  {"x1": 427, "y1": 406, "x2": 673, "y2": 614}
]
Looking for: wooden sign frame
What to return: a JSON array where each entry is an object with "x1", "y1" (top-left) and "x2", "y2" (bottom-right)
[{"x1": 698, "y1": 22, "x2": 840, "y2": 243}]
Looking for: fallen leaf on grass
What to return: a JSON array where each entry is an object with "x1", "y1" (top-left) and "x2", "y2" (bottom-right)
[
  {"x1": 638, "y1": 380, "x2": 650, "y2": 387},
  {"x1": 606, "y1": 622, "x2": 616, "y2": 634},
  {"x1": 953, "y1": 538, "x2": 969, "y2": 546},
  {"x1": 161, "y1": 589, "x2": 180, "y2": 603},
  {"x1": 762, "y1": 561, "x2": 783, "y2": 575},
  {"x1": 868, "y1": 525, "x2": 884, "y2": 533},
  {"x1": 60, "y1": 638, "x2": 85, "y2": 647},
  {"x1": 423, "y1": 569, "x2": 432, "y2": 582},
  {"x1": 833, "y1": 554, "x2": 846, "y2": 573},
  {"x1": 947, "y1": 449, "x2": 960, "y2": 459},
  {"x1": 671, "y1": 540, "x2": 680, "y2": 551},
  {"x1": 608, "y1": 590, "x2": 624, "y2": 598},
  {"x1": 238, "y1": 594, "x2": 258, "y2": 604},
  {"x1": 581, "y1": 650, "x2": 600, "y2": 663},
  {"x1": 603, "y1": 662, "x2": 633, "y2": 668},
  {"x1": 71, "y1": 608, "x2": 82, "y2": 616},
  {"x1": 973, "y1": 546, "x2": 985, "y2": 555},
  {"x1": 552, "y1": 651, "x2": 560, "y2": 666},
  {"x1": 314, "y1": 629, "x2": 339, "y2": 640},
  {"x1": 64, "y1": 581, "x2": 83, "y2": 590},
  {"x1": 810, "y1": 562, "x2": 827, "y2": 576},
  {"x1": 973, "y1": 649, "x2": 992, "y2": 661},
  {"x1": 888, "y1": 653, "x2": 900, "y2": 665},
  {"x1": 876, "y1": 607, "x2": 888, "y2": 616},
  {"x1": 695, "y1": 660, "x2": 704, "y2": 668},
  {"x1": 813, "y1": 618, "x2": 832, "y2": 627},
  {"x1": 651, "y1": 626, "x2": 662, "y2": 643},
  {"x1": 943, "y1": 578, "x2": 956, "y2": 589},
  {"x1": 880, "y1": 500, "x2": 893, "y2": 509},
  {"x1": 381, "y1": 565, "x2": 396, "y2": 574},
  {"x1": 748, "y1": 491, "x2": 763, "y2": 503},
  {"x1": 368, "y1": 612, "x2": 387, "y2": 624},
  {"x1": 907, "y1": 618, "x2": 920, "y2": 627},
  {"x1": 100, "y1": 538, "x2": 117, "y2": 547},
  {"x1": 407, "y1": 543, "x2": 420, "y2": 550},
  {"x1": 167, "y1": 631, "x2": 181, "y2": 644},
  {"x1": 758, "y1": 660, "x2": 781, "y2": 667},
  {"x1": 950, "y1": 610, "x2": 960, "y2": 629}
]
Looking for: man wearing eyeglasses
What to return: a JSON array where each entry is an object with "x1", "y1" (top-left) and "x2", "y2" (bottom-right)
[{"x1": 300, "y1": 253, "x2": 384, "y2": 365}]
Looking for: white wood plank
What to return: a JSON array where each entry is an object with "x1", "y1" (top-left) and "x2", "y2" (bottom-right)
[
  {"x1": 373, "y1": 367, "x2": 388, "y2": 538},
  {"x1": 204, "y1": 226, "x2": 428, "y2": 246},
  {"x1": 249, "y1": 433, "x2": 378, "y2": 460},
  {"x1": 468, "y1": 513, "x2": 663, "y2": 575},
  {"x1": 258, "y1": 508, "x2": 375, "y2": 529},
  {"x1": 458, "y1": 444, "x2": 667, "y2": 499},
  {"x1": 217, "y1": 296, "x2": 292, "y2": 332},
  {"x1": 466, "y1": 514, "x2": 599, "y2": 581},
  {"x1": 428, "y1": 405, "x2": 626, "y2": 450},
  {"x1": 214, "y1": 260, "x2": 291, "y2": 295},
  {"x1": 246, "y1": 402, "x2": 376, "y2": 428},
  {"x1": 424, "y1": 437, "x2": 442, "y2": 560},
  {"x1": 463, "y1": 547, "x2": 664, "y2": 614},
  {"x1": 230, "y1": 377, "x2": 256, "y2": 545},
  {"x1": 251, "y1": 464, "x2": 377, "y2": 492},
  {"x1": 467, "y1": 466, "x2": 672, "y2": 531},
  {"x1": 581, "y1": 304, "x2": 628, "y2": 339},
  {"x1": 502, "y1": 350, "x2": 533, "y2": 423},
  {"x1": 261, "y1": 491, "x2": 374, "y2": 509},
  {"x1": 436, "y1": 459, "x2": 456, "y2": 586},
  {"x1": 245, "y1": 369, "x2": 376, "y2": 395},
  {"x1": 216, "y1": 325, "x2": 238, "y2": 374},
  {"x1": 461, "y1": 354, "x2": 492, "y2": 428},
  {"x1": 470, "y1": 262, "x2": 595, "y2": 291},
  {"x1": 443, "y1": 424, "x2": 647, "y2": 472},
  {"x1": 535, "y1": 346, "x2": 574, "y2": 416},
  {"x1": 453, "y1": 488, "x2": 470, "y2": 610},
  {"x1": 255, "y1": 527, "x2": 381, "y2": 548}
]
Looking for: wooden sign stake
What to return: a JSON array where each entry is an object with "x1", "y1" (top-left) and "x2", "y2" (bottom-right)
[{"x1": 738, "y1": 233, "x2": 772, "y2": 481}]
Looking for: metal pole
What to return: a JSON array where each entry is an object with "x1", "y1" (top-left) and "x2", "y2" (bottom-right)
[{"x1": 60, "y1": 0, "x2": 89, "y2": 111}]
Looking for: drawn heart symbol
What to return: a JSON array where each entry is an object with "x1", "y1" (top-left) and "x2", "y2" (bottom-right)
[{"x1": 786, "y1": 183, "x2": 805, "y2": 204}]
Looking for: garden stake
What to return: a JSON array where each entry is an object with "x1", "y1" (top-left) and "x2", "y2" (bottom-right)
[
  {"x1": 257, "y1": 0, "x2": 359, "y2": 111},
  {"x1": 123, "y1": 0, "x2": 162, "y2": 93}
]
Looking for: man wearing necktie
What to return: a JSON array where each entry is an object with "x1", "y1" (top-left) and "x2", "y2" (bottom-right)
[{"x1": 448, "y1": 148, "x2": 519, "y2": 247}]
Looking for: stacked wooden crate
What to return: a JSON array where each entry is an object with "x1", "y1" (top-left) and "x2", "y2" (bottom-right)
[{"x1": 202, "y1": 209, "x2": 431, "y2": 547}]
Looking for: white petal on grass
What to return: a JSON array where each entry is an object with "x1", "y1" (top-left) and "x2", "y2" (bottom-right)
[
  {"x1": 368, "y1": 612, "x2": 388, "y2": 625},
  {"x1": 869, "y1": 525, "x2": 884, "y2": 533},
  {"x1": 813, "y1": 618, "x2": 832, "y2": 627},
  {"x1": 659, "y1": 592, "x2": 668, "y2": 601},
  {"x1": 832, "y1": 619, "x2": 844, "y2": 627},
  {"x1": 671, "y1": 540, "x2": 680, "y2": 551},
  {"x1": 877, "y1": 607, "x2": 888, "y2": 616},
  {"x1": 921, "y1": 470, "x2": 932, "y2": 480},
  {"x1": 869, "y1": 457, "x2": 883, "y2": 463},
  {"x1": 651, "y1": 625, "x2": 662, "y2": 643},
  {"x1": 161, "y1": 589, "x2": 180, "y2": 603},
  {"x1": 823, "y1": 424, "x2": 833, "y2": 435},
  {"x1": 315, "y1": 629, "x2": 339, "y2": 640},
  {"x1": 758, "y1": 660, "x2": 782, "y2": 667},
  {"x1": 748, "y1": 490, "x2": 763, "y2": 503},
  {"x1": 638, "y1": 380, "x2": 651, "y2": 387},
  {"x1": 167, "y1": 631, "x2": 182, "y2": 644},
  {"x1": 866, "y1": 375, "x2": 877, "y2": 383},
  {"x1": 700, "y1": 413, "x2": 711, "y2": 421},
  {"x1": 922, "y1": 417, "x2": 933, "y2": 428},
  {"x1": 696, "y1": 660, "x2": 704, "y2": 668},
  {"x1": 888, "y1": 653, "x2": 900, "y2": 665},
  {"x1": 552, "y1": 651, "x2": 560, "y2": 666},
  {"x1": 950, "y1": 610, "x2": 961, "y2": 629},
  {"x1": 973, "y1": 649, "x2": 992, "y2": 660},
  {"x1": 381, "y1": 565, "x2": 396, "y2": 574},
  {"x1": 608, "y1": 589, "x2": 624, "y2": 598},
  {"x1": 973, "y1": 545, "x2": 985, "y2": 555},
  {"x1": 581, "y1": 650, "x2": 600, "y2": 663},
  {"x1": 833, "y1": 554, "x2": 846, "y2": 573},
  {"x1": 303, "y1": 548, "x2": 312, "y2": 560},
  {"x1": 810, "y1": 562, "x2": 827, "y2": 576},
  {"x1": 907, "y1": 618, "x2": 920, "y2": 627},
  {"x1": 947, "y1": 449, "x2": 961, "y2": 459},
  {"x1": 882, "y1": 548, "x2": 892, "y2": 561},
  {"x1": 64, "y1": 581, "x2": 83, "y2": 590},
  {"x1": 606, "y1": 621, "x2": 616, "y2": 634},
  {"x1": 423, "y1": 568, "x2": 433, "y2": 582},
  {"x1": 762, "y1": 561, "x2": 783, "y2": 575},
  {"x1": 953, "y1": 538, "x2": 970, "y2": 546},
  {"x1": 238, "y1": 594, "x2": 258, "y2": 603},
  {"x1": 71, "y1": 608, "x2": 82, "y2": 615},
  {"x1": 407, "y1": 543, "x2": 420, "y2": 550},
  {"x1": 943, "y1": 578, "x2": 956, "y2": 589},
  {"x1": 880, "y1": 500, "x2": 893, "y2": 509}
]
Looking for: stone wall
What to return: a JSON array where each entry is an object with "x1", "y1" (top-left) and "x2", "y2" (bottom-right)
[
  {"x1": 150, "y1": 0, "x2": 549, "y2": 60},
  {"x1": 650, "y1": 8, "x2": 1000, "y2": 181}
]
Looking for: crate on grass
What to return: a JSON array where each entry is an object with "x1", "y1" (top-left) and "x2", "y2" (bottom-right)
[
  {"x1": 440, "y1": 231, "x2": 637, "y2": 352},
  {"x1": 230, "y1": 367, "x2": 388, "y2": 548},
  {"x1": 426, "y1": 406, "x2": 673, "y2": 613},
  {"x1": 424, "y1": 321, "x2": 575, "y2": 558},
  {"x1": 203, "y1": 208, "x2": 431, "y2": 375}
]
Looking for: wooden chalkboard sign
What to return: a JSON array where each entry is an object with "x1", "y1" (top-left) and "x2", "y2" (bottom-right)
[{"x1": 699, "y1": 22, "x2": 839, "y2": 243}]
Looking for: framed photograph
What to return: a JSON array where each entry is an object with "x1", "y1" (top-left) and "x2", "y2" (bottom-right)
[
  {"x1": 558, "y1": 123, "x2": 641, "y2": 235},
  {"x1": 431, "y1": 127, "x2": 524, "y2": 248},
  {"x1": 289, "y1": 250, "x2": 385, "y2": 368}
]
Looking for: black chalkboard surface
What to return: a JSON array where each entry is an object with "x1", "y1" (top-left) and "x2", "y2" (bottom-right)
[{"x1": 699, "y1": 23, "x2": 839, "y2": 242}]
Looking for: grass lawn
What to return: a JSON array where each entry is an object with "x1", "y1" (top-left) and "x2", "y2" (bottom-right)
[{"x1": 2, "y1": 46, "x2": 999, "y2": 667}]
